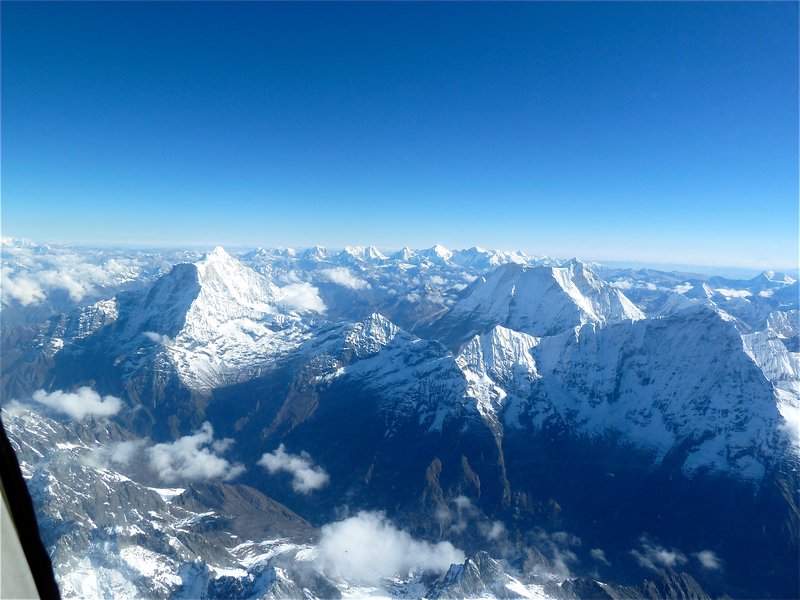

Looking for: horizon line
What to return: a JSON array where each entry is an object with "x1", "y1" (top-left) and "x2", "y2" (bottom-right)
[{"x1": 2, "y1": 235, "x2": 797, "y2": 277}]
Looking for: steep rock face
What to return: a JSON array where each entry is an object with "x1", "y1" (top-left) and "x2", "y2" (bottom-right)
[
  {"x1": 3, "y1": 408, "x2": 316, "y2": 600},
  {"x1": 8, "y1": 249, "x2": 323, "y2": 405},
  {"x1": 138, "y1": 247, "x2": 319, "y2": 391},
  {"x1": 560, "y1": 570, "x2": 710, "y2": 600},
  {"x1": 437, "y1": 261, "x2": 643, "y2": 347},
  {"x1": 454, "y1": 306, "x2": 791, "y2": 480},
  {"x1": 456, "y1": 326, "x2": 540, "y2": 436},
  {"x1": 206, "y1": 313, "x2": 511, "y2": 525},
  {"x1": 428, "y1": 552, "x2": 546, "y2": 599},
  {"x1": 511, "y1": 305, "x2": 789, "y2": 479}
]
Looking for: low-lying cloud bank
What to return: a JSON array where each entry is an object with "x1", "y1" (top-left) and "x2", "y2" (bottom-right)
[
  {"x1": 31, "y1": 387, "x2": 122, "y2": 419},
  {"x1": 0, "y1": 238, "x2": 172, "y2": 307},
  {"x1": 258, "y1": 444, "x2": 329, "y2": 493},
  {"x1": 318, "y1": 511, "x2": 464, "y2": 584}
]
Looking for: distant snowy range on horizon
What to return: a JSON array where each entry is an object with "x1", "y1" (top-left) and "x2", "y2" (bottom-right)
[{"x1": 1, "y1": 236, "x2": 798, "y2": 600}]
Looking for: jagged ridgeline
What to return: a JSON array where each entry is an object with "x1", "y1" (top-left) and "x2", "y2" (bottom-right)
[{"x1": 2, "y1": 239, "x2": 798, "y2": 599}]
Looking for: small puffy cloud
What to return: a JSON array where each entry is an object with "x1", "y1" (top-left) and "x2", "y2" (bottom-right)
[
  {"x1": 631, "y1": 537, "x2": 687, "y2": 571},
  {"x1": 590, "y1": 548, "x2": 611, "y2": 566},
  {"x1": 319, "y1": 268, "x2": 370, "y2": 290},
  {"x1": 694, "y1": 550, "x2": 721, "y2": 570},
  {"x1": 318, "y1": 511, "x2": 464, "y2": 584},
  {"x1": 258, "y1": 444, "x2": 329, "y2": 494},
  {"x1": 143, "y1": 331, "x2": 174, "y2": 346},
  {"x1": 278, "y1": 282, "x2": 326, "y2": 313},
  {"x1": 611, "y1": 279, "x2": 633, "y2": 290},
  {"x1": 146, "y1": 422, "x2": 245, "y2": 483},
  {"x1": 31, "y1": 387, "x2": 122, "y2": 419},
  {"x1": 715, "y1": 288, "x2": 752, "y2": 299}
]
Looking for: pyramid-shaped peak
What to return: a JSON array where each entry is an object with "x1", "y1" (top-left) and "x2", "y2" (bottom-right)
[
  {"x1": 431, "y1": 243, "x2": 452, "y2": 258},
  {"x1": 345, "y1": 312, "x2": 401, "y2": 356},
  {"x1": 202, "y1": 246, "x2": 237, "y2": 264},
  {"x1": 393, "y1": 246, "x2": 416, "y2": 261},
  {"x1": 365, "y1": 245, "x2": 387, "y2": 260}
]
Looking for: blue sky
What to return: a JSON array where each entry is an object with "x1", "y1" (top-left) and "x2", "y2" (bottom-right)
[{"x1": 2, "y1": 2, "x2": 797, "y2": 269}]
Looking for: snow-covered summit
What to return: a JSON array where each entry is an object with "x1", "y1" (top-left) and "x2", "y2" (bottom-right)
[
  {"x1": 344, "y1": 312, "x2": 400, "y2": 357},
  {"x1": 341, "y1": 245, "x2": 387, "y2": 262},
  {"x1": 446, "y1": 260, "x2": 644, "y2": 339}
]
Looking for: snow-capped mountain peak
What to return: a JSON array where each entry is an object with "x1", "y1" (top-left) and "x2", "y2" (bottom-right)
[
  {"x1": 392, "y1": 246, "x2": 416, "y2": 261},
  {"x1": 303, "y1": 246, "x2": 329, "y2": 262},
  {"x1": 344, "y1": 312, "x2": 400, "y2": 357},
  {"x1": 342, "y1": 245, "x2": 387, "y2": 262},
  {"x1": 443, "y1": 261, "x2": 644, "y2": 341},
  {"x1": 430, "y1": 243, "x2": 453, "y2": 261}
]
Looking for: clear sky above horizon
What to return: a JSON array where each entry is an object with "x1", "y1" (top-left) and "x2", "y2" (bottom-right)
[{"x1": 2, "y1": 2, "x2": 797, "y2": 269}]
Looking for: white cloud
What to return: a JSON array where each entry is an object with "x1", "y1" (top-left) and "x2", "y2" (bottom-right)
[
  {"x1": 432, "y1": 497, "x2": 505, "y2": 541},
  {"x1": 146, "y1": 422, "x2": 245, "y2": 483},
  {"x1": 37, "y1": 269, "x2": 93, "y2": 301},
  {"x1": 611, "y1": 279, "x2": 633, "y2": 290},
  {"x1": 319, "y1": 268, "x2": 370, "y2": 290},
  {"x1": 0, "y1": 241, "x2": 168, "y2": 308},
  {"x1": 590, "y1": 548, "x2": 611, "y2": 566},
  {"x1": 715, "y1": 288, "x2": 752, "y2": 299},
  {"x1": 278, "y1": 282, "x2": 326, "y2": 313},
  {"x1": 694, "y1": 550, "x2": 721, "y2": 570},
  {"x1": 483, "y1": 521, "x2": 506, "y2": 540},
  {"x1": 257, "y1": 444, "x2": 329, "y2": 494},
  {"x1": 630, "y1": 537, "x2": 687, "y2": 571},
  {"x1": 143, "y1": 331, "x2": 174, "y2": 346},
  {"x1": 1, "y1": 400, "x2": 32, "y2": 420},
  {"x1": 778, "y1": 403, "x2": 800, "y2": 448},
  {"x1": 532, "y1": 530, "x2": 581, "y2": 580},
  {"x1": 31, "y1": 387, "x2": 122, "y2": 419},
  {"x1": 109, "y1": 440, "x2": 147, "y2": 465},
  {"x1": 84, "y1": 439, "x2": 147, "y2": 470},
  {"x1": 318, "y1": 511, "x2": 464, "y2": 584},
  {"x1": 1, "y1": 268, "x2": 46, "y2": 305}
]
